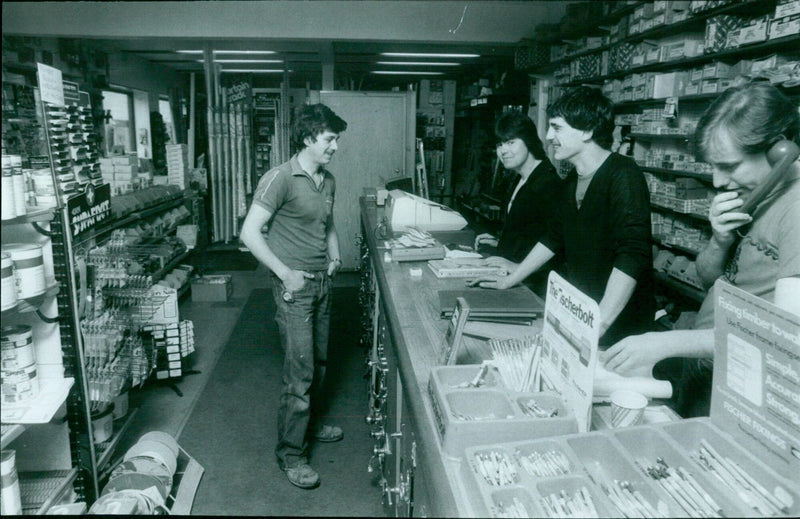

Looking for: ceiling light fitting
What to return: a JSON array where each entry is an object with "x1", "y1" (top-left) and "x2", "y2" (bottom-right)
[
  {"x1": 371, "y1": 71, "x2": 444, "y2": 76},
  {"x1": 197, "y1": 59, "x2": 283, "y2": 64},
  {"x1": 380, "y1": 52, "x2": 479, "y2": 58},
  {"x1": 177, "y1": 50, "x2": 276, "y2": 55}
]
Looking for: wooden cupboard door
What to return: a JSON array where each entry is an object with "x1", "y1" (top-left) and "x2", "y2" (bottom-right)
[{"x1": 320, "y1": 91, "x2": 415, "y2": 270}]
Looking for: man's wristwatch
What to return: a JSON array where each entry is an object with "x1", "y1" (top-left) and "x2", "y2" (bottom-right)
[{"x1": 331, "y1": 258, "x2": 342, "y2": 265}]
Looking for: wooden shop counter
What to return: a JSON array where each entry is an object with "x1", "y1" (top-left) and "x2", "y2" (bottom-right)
[{"x1": 359, "y1": 198, "x2": 540, "y2": 517}]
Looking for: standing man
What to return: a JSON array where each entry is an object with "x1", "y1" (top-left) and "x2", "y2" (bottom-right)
[
  {"x1": 470, "y1": 87, "x2": 655, "y2": 347},
  {"x1": 240, "y1": 103, "x2": 347, "y2": 489}
]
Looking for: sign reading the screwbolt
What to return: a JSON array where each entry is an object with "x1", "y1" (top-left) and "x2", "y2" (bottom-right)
[
  {"x1": 712, "y1": 280, "x2": 800, "y2": 482},
  {"x1": 541, "y1": 271, "x2": 600, "y2": 432}
]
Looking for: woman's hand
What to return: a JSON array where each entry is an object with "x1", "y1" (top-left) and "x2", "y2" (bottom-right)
[
  {"x1": 474, "y1": 233, "x2": 498, "y2": 251},
  {"x1": 599, "y1": 332, "x2": 667, "y2": 378},
  {"x1": 483, "y1": 256, "x2": 518, "y2": 272},
  {"x1": 708, "y1": 191, "x2": 753, "y2": 248},
  {"x1": 465, "y1": 275, "x2": 515, "y2": 290}
]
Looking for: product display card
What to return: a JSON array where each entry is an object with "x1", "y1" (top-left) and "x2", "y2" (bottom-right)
[
  {"x1": 541, "y1": 272, "x2": 600, "y2": 432},
  {"x1": 711, "y1": 280, "x2": 800, "y2": 482},
  {"x1": 36, "y1": 62, "x2": 64, "y2": 106},
  {"x1": 439, "y1": 297, "x2": 470, "y2": 365}
]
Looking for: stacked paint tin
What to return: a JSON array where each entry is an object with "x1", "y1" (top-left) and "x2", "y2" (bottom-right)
[
  {"x1": 1, "y1": 450, "x2": 22, "y2": 515},
  {"x1": 1, "y1": 253, "x2": 17, "y2": 311},
  {"x1": 1, "y1": 155, "x2": 27, "y2": 220},
  {"x1": 2, "y1": 243, "x2": 46, "y2": 301},
  {"x1": 1, "y1": 325, "x2": 38, "y2": 404}
]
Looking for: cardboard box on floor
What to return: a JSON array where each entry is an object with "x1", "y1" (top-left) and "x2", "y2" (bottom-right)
[{"x1": 191, "y1": 275, "x2": 232, "y2": 302}]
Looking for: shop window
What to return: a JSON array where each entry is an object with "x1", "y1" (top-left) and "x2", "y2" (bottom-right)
[
  {"x1": 159, "y1": 98, "x2": 176, "y2": 144},
  {"x1": 101, "y1": 89, "x2": 134, "y2": 155}
]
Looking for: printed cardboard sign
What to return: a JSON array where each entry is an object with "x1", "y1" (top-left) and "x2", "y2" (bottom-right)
[
  {"x1": 67, "y1": 183, "x2": 111, "y2": 240},
  {"x1": 541, "y1": 272, "x2": 600, "y2": 432},
  {"x1": 37, "y1": 63, "x2": 64, "y2": 106},
  {"x1": 711, "y1": 280, "x2": 800, "y2": 482}
]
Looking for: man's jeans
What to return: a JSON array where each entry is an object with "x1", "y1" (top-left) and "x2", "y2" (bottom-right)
[{"x1": 271, "y1": 271, "x2": 332, "y2": 468}]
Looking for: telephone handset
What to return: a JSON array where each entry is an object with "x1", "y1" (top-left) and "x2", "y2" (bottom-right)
[{"x1": 740, "y1": 139, "x2": 800, "y2": 215}]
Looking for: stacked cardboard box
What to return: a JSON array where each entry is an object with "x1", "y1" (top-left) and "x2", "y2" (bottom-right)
[
  {"x1": 166, "y1": 144, "x2": 189, "y2": 189},
  {"x1": 100, "y1": 153, "x2": 139, "y2": 195}
]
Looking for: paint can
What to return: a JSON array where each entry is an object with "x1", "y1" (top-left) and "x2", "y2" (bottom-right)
[
  {"x1": 91, "y1": 404, "x2": 115, "y2": 443},
  {"x1": 1, "y1": 254, "x2": 16, "y2": 311},
  {"x1": 4, "y1": 243, "x2": 46, "y2": 299},
  {"x1": 0, "y1": 450, "x2": 22, "y2": 515},
  {"x1": 1, "y1": 156, "x2": 15, "y2": 220},
  {"x1": 9, "y1": 155, "x2": 26, "y2": 217},
  {"x1": 1, "y1": 325, "x2": 35, "y2": 372},
  {"x1": 1, "y1": 363, "x2": 38, "y2": 404}
]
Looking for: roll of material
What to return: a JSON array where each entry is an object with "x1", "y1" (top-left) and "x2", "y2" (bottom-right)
[
  {"x1": 4, "y1": 243, "x2": 46, "y2": 299},
  {"x1": 593, "y1": 363, "x2": 673, "y2": 401},
  {"x1": 1, "y1": 253, "x2": 17, "y2": 311},
  {"x1": 1, "y1": 450, "x2": 22, "y2": 516},
  {"x1": 1, "y1": 363, "x2": 38, "y2": 404},
  {"x1": 1, "y1": 325, "x2": 35, "y2": 371},
  {"x1": 10, "y1": 155, "x2": 26, "y2": 217},
  {"x1": 1, "y1": 157, "x2": 15, "y2": 220}
]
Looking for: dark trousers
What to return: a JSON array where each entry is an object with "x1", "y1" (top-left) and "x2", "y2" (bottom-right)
[{"x1": 270, "y1": 271, "x2": 332, "y2": 468}]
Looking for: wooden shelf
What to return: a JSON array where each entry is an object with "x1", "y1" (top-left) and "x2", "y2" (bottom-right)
[
  {"x1": 651, "y1": 202, "x2": 709, "y2": 222},
  {"x1": 615, "y1": 93, "x2": 719, "y2": 109},
  {"x1": 1, "y1": 207, "x2": 56, "y2": 225},
  {"x1": 654, "y1": 271, "x2": 706, "y2": 303},
  {"x1": 1, "y1": 282, "x2": 61, "y2": 318},
  {"x1": 1, "y1": 424, "x2": 26, "y2": 449},
  {"x1": 553, "y1": 34, "x2": 800, "y2": 88},
  {"x1": 640, "y1": 166, "x2": 713, "y2": 182},
  {"x1": 653, "y1": 238, "x2": 701, "y2": 258},
  {"x1": 631, "y1": 132, "x2": 691, "y2": 139}
]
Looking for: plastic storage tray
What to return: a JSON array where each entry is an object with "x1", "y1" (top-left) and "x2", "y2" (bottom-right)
[
  {"x1": 459, "y1": 418, "x2": 799, "y2": 517},
  {"x1": 428, "y1": 365, "x2": 578, "y2": 457}
]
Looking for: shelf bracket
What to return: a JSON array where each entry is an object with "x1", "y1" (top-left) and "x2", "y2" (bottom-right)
[{"x1": 31, "y1": 221, "x2": 55, "y2": 237}]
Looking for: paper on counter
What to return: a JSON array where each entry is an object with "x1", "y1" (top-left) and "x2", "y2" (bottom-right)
[
  {"x1": 444, "y1": 247, "x2": 482, "y2": 259},
  {"x1": 593, "y1": 363, "x2": 673, "y2": 401}
]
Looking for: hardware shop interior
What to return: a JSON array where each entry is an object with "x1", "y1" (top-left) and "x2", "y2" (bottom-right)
[{"x1": 2, "y1": 0, "x2": 799, "y2": 516}]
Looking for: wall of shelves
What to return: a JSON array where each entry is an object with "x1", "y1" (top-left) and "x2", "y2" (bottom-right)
[{"x1": 519, "y1": 0, "x2": 800, "y2": 315}]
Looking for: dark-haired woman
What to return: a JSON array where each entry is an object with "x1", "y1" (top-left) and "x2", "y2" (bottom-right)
[{"x1": 473, "y1": 111, "x2": 565, "y2": 296}]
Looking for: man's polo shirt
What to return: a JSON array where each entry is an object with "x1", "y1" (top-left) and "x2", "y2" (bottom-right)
[{"x1": 252, "y1": 154, "x2": 335, "y2": 271}]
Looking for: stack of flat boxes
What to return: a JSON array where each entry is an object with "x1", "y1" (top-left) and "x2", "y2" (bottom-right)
[
  {"x1": 166, "y1": 144, "x2": 189, "y2": 189},
  {"x1": 100, "y1": 153, "x2": 138, "y2": 195}
]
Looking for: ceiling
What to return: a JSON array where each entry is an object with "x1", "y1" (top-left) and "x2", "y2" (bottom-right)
[{"x1": 3, "y1": 1, "x2": 571, "y2": 89}]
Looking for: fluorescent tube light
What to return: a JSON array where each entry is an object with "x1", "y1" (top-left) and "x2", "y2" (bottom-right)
[
  {"x1": 380, "y1": 52, "x2": 479, "y2": 58},
  {"x1": 221, "y1": 69, "x2": 290, "y2": 73},
  {"x1": 376, "y1": 61, "x2": 459, "y2": 66},
  {"x1": 213, "y1": 50, "x2": 277, "y2": 55},
  {"x1": 177, "y1": 50, "x2": 276, "y2": 55},
  {"x1": 371, "y1": 71, "x2": 444, "y2": 75},
  {"x1": 197, "y1": 59, "x2": 283, "y2": 64}
]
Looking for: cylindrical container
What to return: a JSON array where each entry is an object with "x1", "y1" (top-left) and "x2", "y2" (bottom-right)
[
  {"x1": 1, "y1": 156, "x2": 16, "y2": 220},
  {"x1": 1, "y1": 325, "x2": 35, "y2": 372},
  {"x1": 4, "y1": 243, "x2": 46, "y2": 299},
  {"x1": 91, "y1": 404, "x2": 115, "y2": 443},
  {"x1": 112, "y1": 391, "x2": 129, "y2": 419},
  {"x1": 1, "y1": 363, "x2": 39, "y2": 404},
  {"x1": 1, "y1": 254, "x2": 17, "y2": 311},
  {"x1": 1, "y1": 450, "x2": 22, "y2": 515},
  {"x1": 32, "y1": 168, "x2": 57, "y2": 195},
  {"x1": 9, "y1": 155, "x2": 26, "y2": 217}
]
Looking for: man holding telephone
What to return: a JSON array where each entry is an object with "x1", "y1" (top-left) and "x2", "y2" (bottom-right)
[{"x1": 601, "y1": 83, "x2": 800, "y2": 417}]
